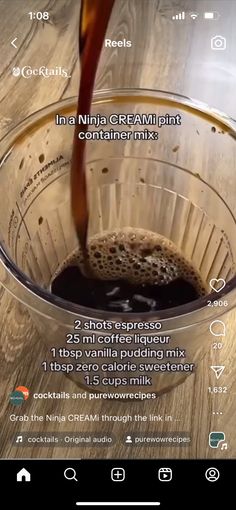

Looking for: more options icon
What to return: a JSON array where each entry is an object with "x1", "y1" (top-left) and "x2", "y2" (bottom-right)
[{"x1": 158, "y1": 467, "x2": 172, "y2": 482}]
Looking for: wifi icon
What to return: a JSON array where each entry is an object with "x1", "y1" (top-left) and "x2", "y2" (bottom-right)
[{"x1": 189, "y1": 12, "x2": 199, "y2": 20}]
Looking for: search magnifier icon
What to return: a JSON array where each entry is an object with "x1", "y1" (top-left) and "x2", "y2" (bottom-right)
[{"x1": 64, "y1": 468, "x2": 78, "y2": 481}]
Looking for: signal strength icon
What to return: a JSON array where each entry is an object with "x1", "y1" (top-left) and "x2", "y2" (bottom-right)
[{"x1": 172, "y1": 12, "x2": 185, "y2": 20}]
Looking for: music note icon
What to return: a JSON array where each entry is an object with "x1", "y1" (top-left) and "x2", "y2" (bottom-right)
[
  {"x1": 221, "y1": 442, "x2": 228, "y2": 450},
  {"x1": 16, "y1": 435, "x2": 23, "y2": 443}
]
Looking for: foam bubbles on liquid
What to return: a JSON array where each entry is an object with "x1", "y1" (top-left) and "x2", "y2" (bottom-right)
[{"x1": 54, "y1": 228, "x2": 206, "y2": 296}]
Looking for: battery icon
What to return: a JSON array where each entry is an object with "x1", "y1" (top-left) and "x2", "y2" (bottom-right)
[{"x1": 204, "y1": 11, "x2": 220, "y2": 20}]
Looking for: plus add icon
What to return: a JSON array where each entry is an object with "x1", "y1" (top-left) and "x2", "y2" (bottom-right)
[{"x1": 111, "y1": 467, "x2": 125, "y2": 482}]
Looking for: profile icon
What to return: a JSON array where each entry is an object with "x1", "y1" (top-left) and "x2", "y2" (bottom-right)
[
  {"x1": 125, "y1": 435, "x2": 133, "y2": 444},
  {"x1": 10, "y1": 386, "x2": 29, "y2": 406},
  {"x1": 205, "y1": 467, "x2": 220, "y2": 482}
]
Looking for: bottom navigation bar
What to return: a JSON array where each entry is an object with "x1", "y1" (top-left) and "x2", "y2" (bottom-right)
[{"x1": 1, "y1": 459, "x2": 230, "y2": 509}]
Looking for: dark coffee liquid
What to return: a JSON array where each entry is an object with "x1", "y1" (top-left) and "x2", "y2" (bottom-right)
[
  {"x1": 51, "y1": 229, "x2": 206, "y2": 312},
  {"x1": 52, "y1": 266, "x2": 200, "y2": 312}
]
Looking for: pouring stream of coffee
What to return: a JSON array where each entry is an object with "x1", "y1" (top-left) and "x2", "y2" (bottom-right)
[
  {"x1": 71, "y1": 0, "x2": 115, "y2": 272},
  {"x1": 53, "y1": 0, "x2": 208, "y2": 311}
]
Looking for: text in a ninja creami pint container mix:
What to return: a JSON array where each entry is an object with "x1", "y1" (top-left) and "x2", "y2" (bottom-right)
[
  {"x1": 41, "y1": 319, "x2": 194, "y2": 388},
  {"x1": 54, "y1": 112, "x2": 182, "y2": 141}
]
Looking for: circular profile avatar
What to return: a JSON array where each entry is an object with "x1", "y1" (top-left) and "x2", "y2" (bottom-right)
[{"x1": 10, "y1": 386, "x2": 29, "y2": 406}]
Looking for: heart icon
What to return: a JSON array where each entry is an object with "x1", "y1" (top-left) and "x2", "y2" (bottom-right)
[{"x1": 209, "y1": 278, "x2": 226, "y2": 293}]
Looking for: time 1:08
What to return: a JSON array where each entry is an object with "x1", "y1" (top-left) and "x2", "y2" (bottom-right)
[{"x1": 28, "y1": 12, "x2": 50, "y2": 20}]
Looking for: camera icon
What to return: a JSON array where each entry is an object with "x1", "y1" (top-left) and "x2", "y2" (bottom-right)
[{"x1": 211, "y1": 35, "x2": 226, "y2": 50}]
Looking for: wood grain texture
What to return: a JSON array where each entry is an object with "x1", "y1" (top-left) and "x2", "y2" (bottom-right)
[{"x1": 0, "y1": 0, "x2": 236, "y2": 459}]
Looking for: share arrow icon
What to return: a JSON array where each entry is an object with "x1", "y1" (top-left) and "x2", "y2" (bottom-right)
[{"x1": 210, "y1": 366, "x2": 225, "y2": 379}]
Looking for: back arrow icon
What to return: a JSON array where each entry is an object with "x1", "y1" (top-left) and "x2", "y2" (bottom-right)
[{"x1": 11, "y1": 38, "x2": 18, "y2": 49}]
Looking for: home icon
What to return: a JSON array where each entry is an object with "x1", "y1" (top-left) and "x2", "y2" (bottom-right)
[{"x1": 16, "y1": 468, "x2": 31, "y2": 482}]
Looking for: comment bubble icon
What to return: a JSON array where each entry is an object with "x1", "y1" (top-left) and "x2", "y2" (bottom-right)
[{"x1": 209, "y1": 320, "x2": 225, "y2": 337}]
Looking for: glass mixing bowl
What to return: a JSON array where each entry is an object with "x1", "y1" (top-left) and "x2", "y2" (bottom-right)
[{"x1": 0, "y1": 89, "x2": 236, "y2": 394}]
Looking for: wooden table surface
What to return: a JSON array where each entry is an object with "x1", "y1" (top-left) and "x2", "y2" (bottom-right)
[{"x1": 0, "y1": 0, "x2": 236, "y2": 459}]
